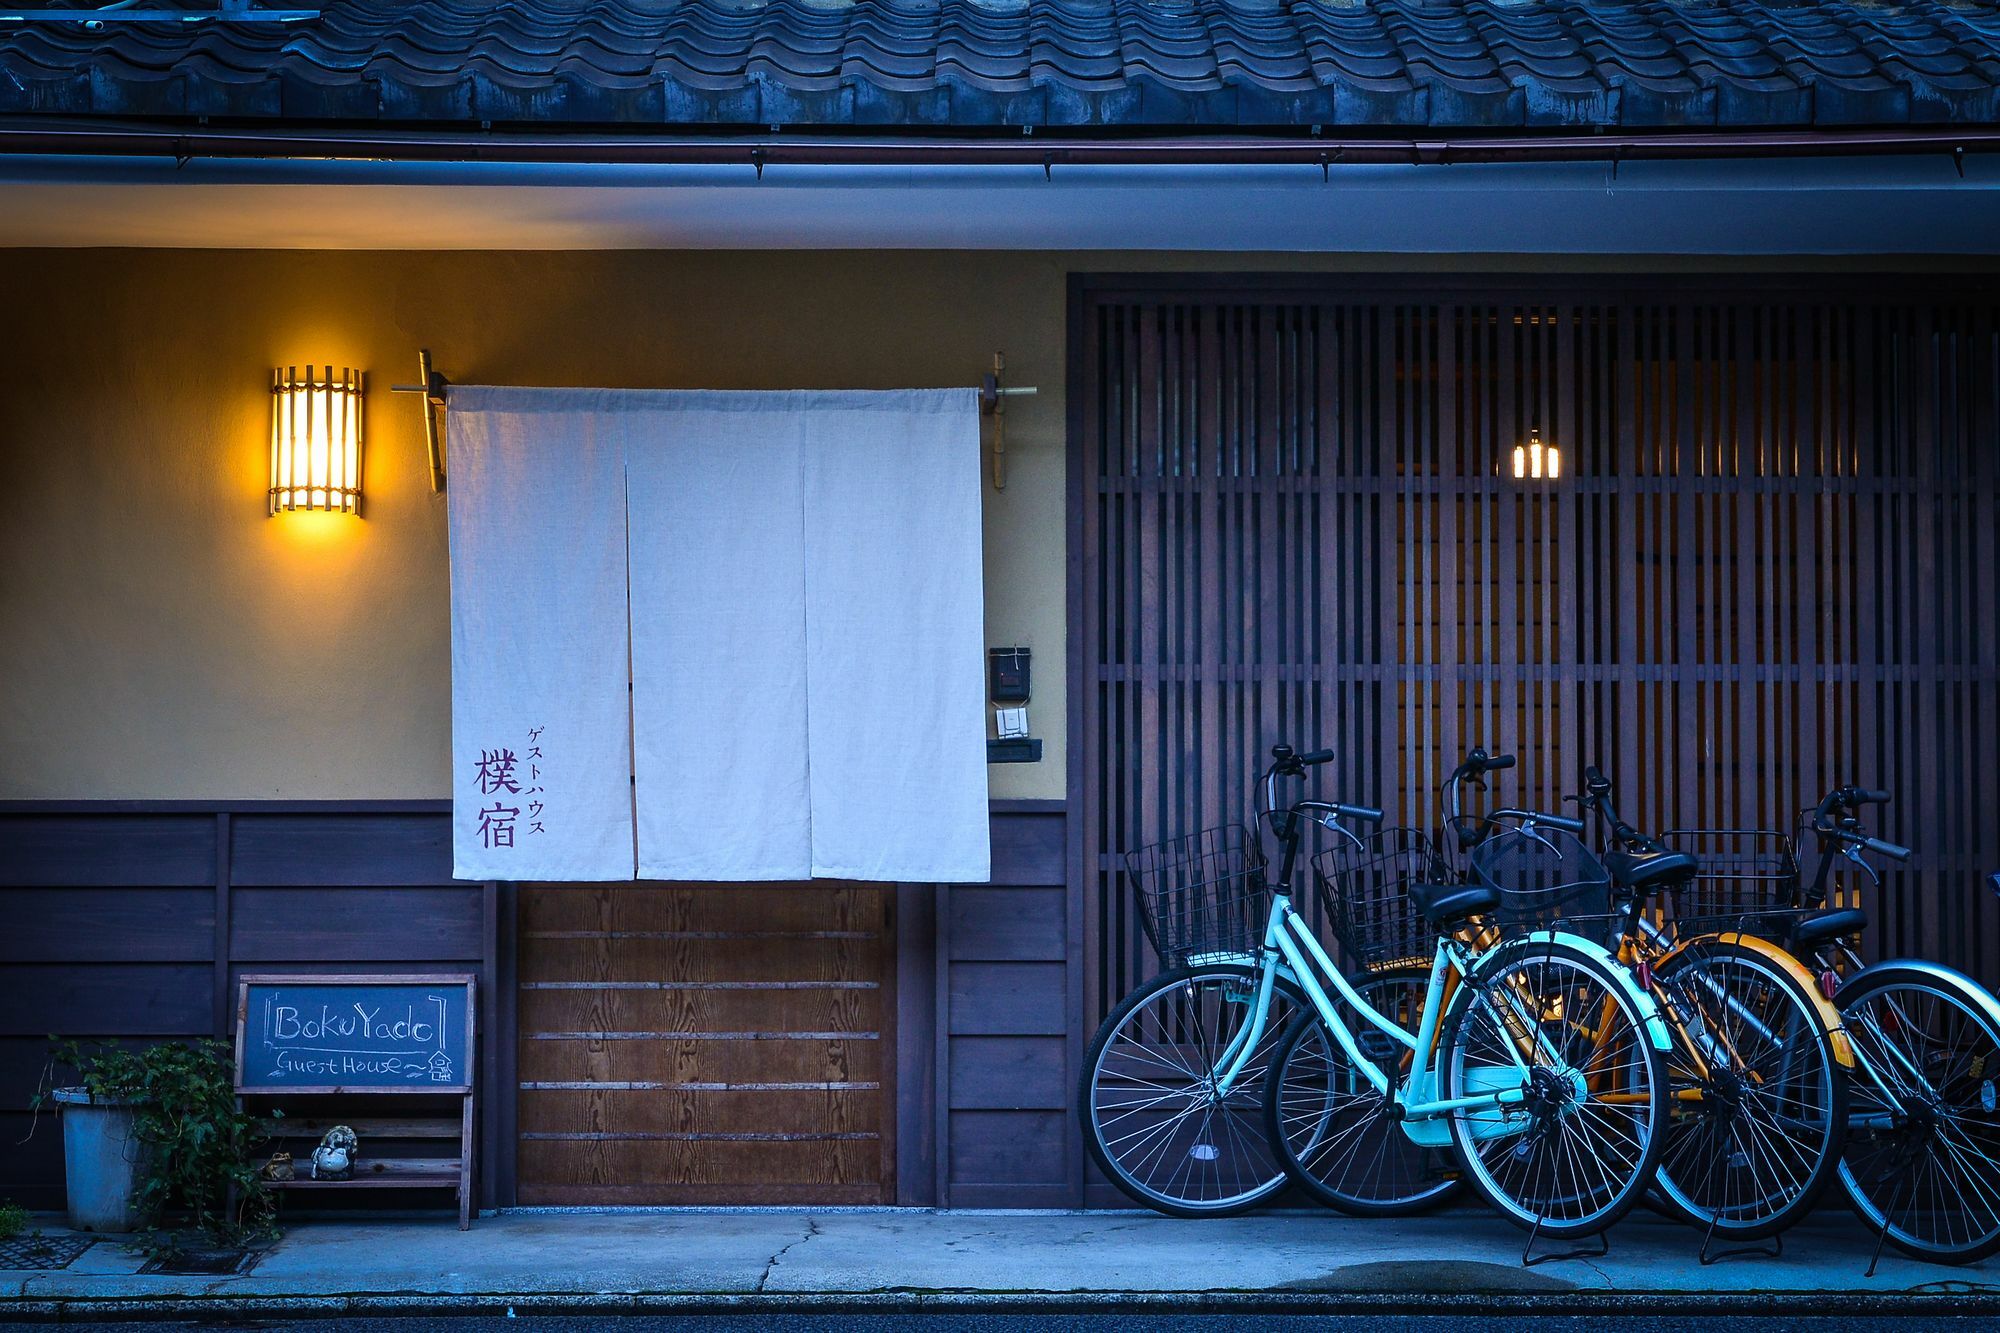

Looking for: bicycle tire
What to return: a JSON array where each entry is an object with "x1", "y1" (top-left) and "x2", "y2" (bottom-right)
[
  {"x1": 1440, "y1": 936, "x2": 1671, "y2": 1239},
  {"x1": 1835, "y1": 961, "x2": 2000, "y2": 1265},
  {"x1": 1079, "y1": 962, "x2": 1309, "y2": 1217},
  {"x1": 1648, "y1": 938, "x2": 1849, "y2": 1241},
  {"x1": 1263, "y1": 963, "x2": 1466, "y2": 1215}
]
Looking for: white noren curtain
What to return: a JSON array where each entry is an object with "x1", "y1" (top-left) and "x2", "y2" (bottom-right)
[
  {"x1": 446, "y1": 388, "x2": 638, "y2": 881},
  {"x1": 447, "y1": 386, "x2": 990, "y2": 885}
]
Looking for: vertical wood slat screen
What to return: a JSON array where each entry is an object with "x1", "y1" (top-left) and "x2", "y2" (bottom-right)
[{"x1": 1073, "y1": 280, "x2": 2000, "y2": 1021}]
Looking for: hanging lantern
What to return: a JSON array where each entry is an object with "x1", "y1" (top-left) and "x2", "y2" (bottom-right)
[
  {"x1": 1511, "y1": 424, "x2": 1560, "y2": 481},
  {"x1": 269, "y1": 365, "x2": 365, "y2": 515}
]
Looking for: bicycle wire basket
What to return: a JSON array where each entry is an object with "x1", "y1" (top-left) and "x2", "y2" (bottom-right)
[
  {"x1": 1122, "y1": 824, "x2": 1270, "y2": 965},
  {"x1": 1312, "y1": 827, "x2": 1447, "y2": 971},
  {"x1": 1659, "y1": 828, "x2": 1802, "y2": 933},
  {"x1": 1471, "y1": 825, "x2": 1613, "y2": 936}
]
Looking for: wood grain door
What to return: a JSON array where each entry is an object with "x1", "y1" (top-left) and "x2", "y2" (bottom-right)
[{"x1": 516, "y1": 883, "x2": 895, "y2": 1205}]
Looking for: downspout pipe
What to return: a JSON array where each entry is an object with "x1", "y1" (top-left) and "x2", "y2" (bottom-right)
[{"x1": 0, "y1": 119, "x2": 1996, "y2": 167}]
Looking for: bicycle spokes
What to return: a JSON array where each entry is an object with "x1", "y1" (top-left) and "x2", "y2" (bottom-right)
[
  {"x1": 1841, "y1": 978, "x2": 2000, "y2": 1263},
  {"x1": 1448, "y1": 946, "x2": 1665, "y2": 1236}
]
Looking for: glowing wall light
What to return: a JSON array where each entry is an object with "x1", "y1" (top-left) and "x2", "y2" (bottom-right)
[
  {"x1": 269, "y1": 365, "x2": 364, "y2": 515},
  {"x1": 1510, "y1": 425, "x2": 1560, "y2": 481}
]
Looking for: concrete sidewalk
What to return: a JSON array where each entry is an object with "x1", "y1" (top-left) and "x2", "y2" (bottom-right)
[{"x1": 2, "y1": 1207, "x2": 1997, "y2": 1317}]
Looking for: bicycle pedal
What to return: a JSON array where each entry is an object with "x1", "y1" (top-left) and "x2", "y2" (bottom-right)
[{"x1": 1357, "y1": 1031, "x2": 1402, "y2": 1063}]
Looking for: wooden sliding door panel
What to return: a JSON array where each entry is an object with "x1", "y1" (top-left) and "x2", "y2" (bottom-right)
[{"x1": 517, "y1": 883, "x2": 894, "y2": 1205}]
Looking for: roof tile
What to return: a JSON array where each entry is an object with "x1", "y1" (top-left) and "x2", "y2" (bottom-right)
[{"x1": 3, "y1": 0, "x2": 1998, "y2": 129}]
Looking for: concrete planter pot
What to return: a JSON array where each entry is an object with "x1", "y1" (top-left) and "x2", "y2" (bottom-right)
[{"x1": 51, "y1": 1087, "x2": 147, "y2": 1233}]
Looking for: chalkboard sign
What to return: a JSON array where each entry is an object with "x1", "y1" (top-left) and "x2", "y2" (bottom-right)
[{"x1": 235, "y1": 974, "x2": 476, "y2": 1094}]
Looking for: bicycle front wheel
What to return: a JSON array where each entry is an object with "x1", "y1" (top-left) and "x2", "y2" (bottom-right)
[
  {"x1": 1264, "y1": 964, "x2": 1465, "y2": 1215},
  {"x1": 1079, "y1": 962, "x2": 1307, "y2": 1217},
  {"x1": 1441, "y1": 938, "x2": 1669, "y2": 1239},
  {"x1": 1837, "y1": 962, "x2": 2000, "y2": 1264},
  {"x1": 1650, "y1": 939, "x2": 1849, "y2": 1241}
]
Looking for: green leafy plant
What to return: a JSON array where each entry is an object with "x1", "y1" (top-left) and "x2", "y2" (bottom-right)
[
  {"x1": 38, "y1": 1039, "x2": 276, "y2": 1252},
  {"x1": 0, "y1": 1200, "x2": 27, "y2": 1241}
]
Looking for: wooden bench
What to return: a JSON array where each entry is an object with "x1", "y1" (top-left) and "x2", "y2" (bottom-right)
[{"x1": 251, "y1": 1108, "x2": 473, "y2": 1228}]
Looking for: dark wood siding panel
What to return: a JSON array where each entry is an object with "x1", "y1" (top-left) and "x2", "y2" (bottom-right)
[
  {"x1": 0, "y1": 815, "x2": 215, "y2": 886},
  {"x1": 948, "y1": 962, "x2": 1066, "y2": 1036},
  {"x1": 230, "y1": 887, "x2": 484, "y2": 960},
  {"x1": 948, "y1": 887, "x2": 1065, "y2": 961},
  {"x1": 3, "y1": 802, "x2": 1064, "y2": 1211},
  {"x1": 948, "y1": 1110, "x2": 1068, "y2": 1188},
  {"x1": 229, "y1": 813, "x2": 454, "y2": 886},
  {"x1": 0, "y1": 888, "x2": 213, "y2": 962},
  {"x1": 988, "y1": 812, "x2": 1065, "y2": 887},
  {"x1": 938, "y1": 809, "x2": 1076, "y2": 1206},
  {"x1": 0, "y1": 964, "x2": 212, "y2": 1036},
  {"x1": 0, "y1": 805, "x2": 484, "y2": 1210},
  {"x1": 946, "y1": 1036, "x2": 1066, "y2": 1110}
]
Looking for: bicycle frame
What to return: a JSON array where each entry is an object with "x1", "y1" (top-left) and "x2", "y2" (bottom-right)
[
  {"x1": 1202, "y1": 893, "x2": 1534, "y2": 1136},
  {"x1": 1207, "y1": 751, "x2": 1671, "y2": 1149}
]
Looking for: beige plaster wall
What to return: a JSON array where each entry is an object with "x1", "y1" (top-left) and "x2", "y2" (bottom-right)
[
  {"x1": 2, "y1": 249, "x2": 1082, "y2": 799},
  {"x1": 2, "y1": 250, "x2": 1979, "y2": 801}
]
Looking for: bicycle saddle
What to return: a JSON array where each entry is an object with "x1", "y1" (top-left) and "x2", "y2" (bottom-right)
[
  {"x1": 1789, "y1": 906, "x2": 1868, "y2": 947},
  {"x1": 1602, "y1": 848, "x2": 1697, "y2": 893},
  {"x1": 1408, "y1": 878, "x2": 1501, "y2": 927}
]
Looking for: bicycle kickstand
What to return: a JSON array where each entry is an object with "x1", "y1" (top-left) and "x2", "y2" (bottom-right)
[
  {"x1": 1864, "y1": 1158, "x2": 1917, "y2": 1279},
  {"x1": 1698, "y1": 1213, "x2": 1781, "y2": 1267},
  {"x1": 1521, "y1": 1213, "x2": 1611, "y2": 1268}
]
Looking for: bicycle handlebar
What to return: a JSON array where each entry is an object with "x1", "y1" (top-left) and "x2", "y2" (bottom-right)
[
  {"x1": 1258, "y1": 746, "x2": 1376, "y2": 824},
  {"x1": 1567, "y1": 767, "x2": 1663, "y2": 854},
  {"x1": 1860, "y1": 834, "x2": 1913, "y2": 862},
  {"x1": 1526, "y1": 811, "x2": 1585, "y2": 836},
  {"x1": 1812, "y1": 784, "x2": 1893, "y2": 823},
  {"x1": 1809, "y1": 785, "x2": 1903, "y2": 848},
  {"x1": 1268, "y1": 743, "x2": 1336, "y2": 777}
]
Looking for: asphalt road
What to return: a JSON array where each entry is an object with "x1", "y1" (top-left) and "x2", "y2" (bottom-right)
[{"x1": 3, "y1": 1318, "x2": 1997, "y2": 1332}]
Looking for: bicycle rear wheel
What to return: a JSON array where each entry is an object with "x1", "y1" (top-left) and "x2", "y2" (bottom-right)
[
  {"x1": 1264, "y1": 964, "x2": 1465, "y2": 1215},
  {"x1": 1079, "y1": 962, "x2": 1307, "y2": 1217},
  {"x1": 1836, "y1": 962, "x2": 2000, "y2": 1264},
  {"x1": 1441, "y1": 938, "x2": 1669, "y2": 1239},
  {"x1": 1650, "y1": 939, "x2": 1848, "y2": 1241}
]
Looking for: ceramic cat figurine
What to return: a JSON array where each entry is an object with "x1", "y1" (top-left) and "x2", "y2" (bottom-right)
[{"x1": 310, "y1": 1125, "x2": 359, "y2": 1181}]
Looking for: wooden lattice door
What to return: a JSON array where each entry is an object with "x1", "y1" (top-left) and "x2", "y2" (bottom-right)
[{"x1": 1071, "y1": 276, "x2": 2000, "y2": 1021}]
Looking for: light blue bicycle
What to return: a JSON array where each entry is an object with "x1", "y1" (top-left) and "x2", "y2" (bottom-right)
[{"x1": 1080, "y1": 743, "x2": 1675, "y2": 1247}]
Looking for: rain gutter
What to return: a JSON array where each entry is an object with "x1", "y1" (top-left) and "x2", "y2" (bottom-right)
[{"x1": 0, "y1": 119, "x2": 1997, "y2": 168}]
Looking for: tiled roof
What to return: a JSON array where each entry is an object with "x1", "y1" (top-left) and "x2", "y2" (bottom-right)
[{"x1": 3, "y1": 0, "x2": 2000, "y2": 130}]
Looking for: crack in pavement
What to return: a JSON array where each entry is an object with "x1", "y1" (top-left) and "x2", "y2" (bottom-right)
[{"x1": 754, "y1": 1217, "x2": 821, "y2": 1293}]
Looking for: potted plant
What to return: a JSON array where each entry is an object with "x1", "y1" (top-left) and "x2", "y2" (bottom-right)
[{"x1": 38, "y1": 1040, "x2": 276, "y2": 1252}]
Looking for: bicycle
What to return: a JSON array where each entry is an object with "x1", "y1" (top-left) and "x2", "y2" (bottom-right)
[
  {"x1": 1082, "y1": 743, "x2": 1675, "y2": 1246},
  {"x1": 1568, "y1": 768, "x2": 1853, "y2": 1257},
  {"x1": 1672, "y1": 787, "x2": 2000, "y2": 1266},
  {"x1": 1265, "y1": 747, "x2": 1587, "y2": 1218}
]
